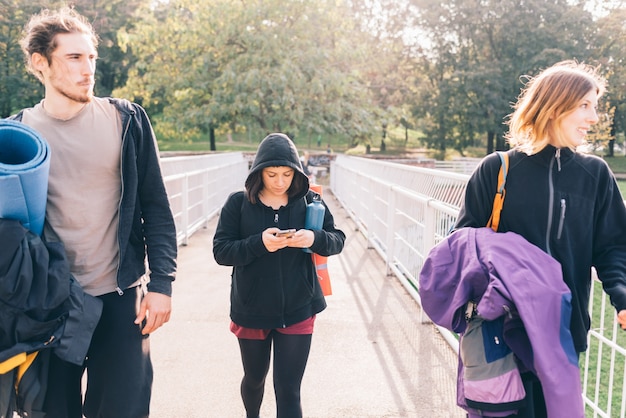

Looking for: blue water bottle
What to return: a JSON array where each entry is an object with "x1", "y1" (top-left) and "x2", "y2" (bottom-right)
[{"x1": 303, "y1": 198, "x2": 325, "y2": 253}]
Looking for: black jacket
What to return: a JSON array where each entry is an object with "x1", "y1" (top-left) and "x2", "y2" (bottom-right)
[
  {"x1": 213, "y1": 134, "x2": 345, "y2": 329},
  {"x1": 455, "y1": 145, "x2": 626, "y2": 352},
  {"x1": 0, "y1": 218, "x2": 102, "y2": 416},
  {"x1": 10, "y1": 98, "x2": 177, "y2": 296}
]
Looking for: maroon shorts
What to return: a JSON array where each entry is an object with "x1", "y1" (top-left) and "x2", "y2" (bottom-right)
[{"x1": 230, "y1": 315, "x2": 316, "y2": 340}]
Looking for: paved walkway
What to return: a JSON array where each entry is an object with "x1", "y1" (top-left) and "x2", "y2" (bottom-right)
[{"x1": 149, "y1": 190, "x2": 464, "y2": 418}]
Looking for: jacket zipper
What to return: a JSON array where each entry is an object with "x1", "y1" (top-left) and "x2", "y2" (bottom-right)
[
  {"x1": 280, "y1": 249, "x2": 286, "y2": 328},
  {"x1": 273, "y1": 209, "x2": 286, "y2": 327},
  {"x1": 545, "y1": 149, "x2": 562, "y2": 255},
  {"x1": 115, "y1": 111, "x2": 132, "y2": 296}
]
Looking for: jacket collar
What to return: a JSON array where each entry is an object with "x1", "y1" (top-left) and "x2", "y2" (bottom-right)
[{"x1": 528, "y1": 144, "x2": 575, "y2": 167}]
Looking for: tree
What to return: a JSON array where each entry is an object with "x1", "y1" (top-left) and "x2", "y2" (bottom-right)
[
  {"x1": 72, "y1": 0, "x2": 150, "y2": 96},
  {"x1": 408, "y1": 0, "x2": 597, "y2": 155},
  {"x1": 0, "y1": 0, "x2": 46, "y2": 117},
  {"x1": 347, "y1": 0, "x2": 423, "y2": 151},
  {"x1": 115, "y1": 0, "x2": 381, "y2": 147},
  {"x1": 0, "y1": 0, "x2": 149, "y2": 117},
  {"x1": 592, "y1": 6, "x2": 626, "y2": 152},
  {"x1": 116, "y1": 0, "x2": 222, "y2": 147}
]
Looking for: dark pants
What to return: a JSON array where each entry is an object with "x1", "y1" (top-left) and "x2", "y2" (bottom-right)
[
  {"x1": 43, "y1": 286, "x2": 152, "y2": 418},
  {"x1": 238, "y1": 332, "x2": 313, "y2": 418},
  {"x1": 511, "y1": 372, "x2": 547, "y2": 418}
]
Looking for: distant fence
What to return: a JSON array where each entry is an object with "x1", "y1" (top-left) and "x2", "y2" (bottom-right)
[
  {"x1": 160, "y1": 151, "x2": 335, "y2": 246},
  {"x1": 161, "y1": 153, "x2": 247, "y2": 246}
]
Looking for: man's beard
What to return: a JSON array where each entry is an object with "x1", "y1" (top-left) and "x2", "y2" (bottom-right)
[
  {"x1": 50, "y1": 73, "x2": 94, "y2": 103},
  {"x1": 60, "y1": 87, "x2": 94, "y2": 104}
]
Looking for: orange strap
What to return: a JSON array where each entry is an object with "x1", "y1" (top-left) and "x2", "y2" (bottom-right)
[
  {"x1": 486, "y1": 152, "x2": 509, "y2": 232},
  {"x1": 0, "y1": 352, "x2": 26, "y2": 374},
  {"x1": 16, "y1": 352, "x2": 38, "y2": 390}
]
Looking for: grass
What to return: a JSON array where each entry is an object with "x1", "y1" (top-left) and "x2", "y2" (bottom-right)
[
  {"x1": 156, "y1": 126, "x2": 428, "y2": 156},
  {"x1": 598, "y1": 154, "x2": 626, "y2": 196},
  {"x1": 583, "y1": 283, "x2": 626, "y2": 415},
  {"x1": 604, "y1": 155, "x2": 626, "y2": 173}
]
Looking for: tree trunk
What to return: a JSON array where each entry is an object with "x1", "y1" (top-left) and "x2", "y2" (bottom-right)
[
  {"x1": 210, "y1": 126, "x2": 216, "y2": 151},
  {"x1": 487, "y1": 131, "x2": 494, "y2": 154}
]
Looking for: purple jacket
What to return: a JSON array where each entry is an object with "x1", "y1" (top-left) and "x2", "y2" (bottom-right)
[{"x1": 419, "y1": 227, "x2": 583, "y2": 417}]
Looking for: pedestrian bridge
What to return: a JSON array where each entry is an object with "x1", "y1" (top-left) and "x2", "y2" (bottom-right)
[{"x1": 152, "y1": 152, "x2": 626, "y2": 418}]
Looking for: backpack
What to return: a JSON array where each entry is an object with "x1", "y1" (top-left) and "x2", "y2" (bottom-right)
[
  {"x1": 460, "y1": 151, "x2": 526, "y2": 413},
  {"x1": 460, "y1": 314, "x2": 526, "y2": 412}
]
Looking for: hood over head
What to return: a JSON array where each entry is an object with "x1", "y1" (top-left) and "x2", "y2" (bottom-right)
[{"x1": 246, "y1": 133, "x2": 310, "y2": 200}]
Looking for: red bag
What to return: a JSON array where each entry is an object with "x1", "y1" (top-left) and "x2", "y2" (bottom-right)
[
  {"x1": 313, "y1": 253, "x2": 332, "y2": 296},
  {"x1": 309, "y1": 184, "x2": 332, "y2": 296}
]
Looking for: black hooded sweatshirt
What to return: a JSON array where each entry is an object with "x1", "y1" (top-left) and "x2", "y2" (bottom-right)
[{"x1": 213, "y1": 133, "x2": 346, "y2": 329}]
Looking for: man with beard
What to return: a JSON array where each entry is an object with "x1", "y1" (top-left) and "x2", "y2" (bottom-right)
[{"x1": 10, "y1": 7, "x2": 177, "y2": 418}]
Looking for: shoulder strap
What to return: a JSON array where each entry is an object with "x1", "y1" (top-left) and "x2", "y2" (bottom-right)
[{"x1": 486, "y1": 151, "x2": 509, "y2": 232}]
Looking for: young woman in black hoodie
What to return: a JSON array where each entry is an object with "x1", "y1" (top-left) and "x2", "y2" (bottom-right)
[{"x1": 213, "y1": 133, "x2": 345, "y2": 418}]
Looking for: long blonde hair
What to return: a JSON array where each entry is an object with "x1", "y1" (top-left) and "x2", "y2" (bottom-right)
[{"x1": 506, "y1": 60, "x2": 606, "y2": 155}]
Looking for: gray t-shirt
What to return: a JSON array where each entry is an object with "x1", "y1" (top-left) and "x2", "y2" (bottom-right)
[{"x1": 22, "y1": 97, "x2": 123, "y2": 296}]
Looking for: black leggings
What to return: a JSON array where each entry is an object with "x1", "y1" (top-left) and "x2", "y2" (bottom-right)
[{"x1": 238, "y1": 332, "x2": 313, "y2": 418}]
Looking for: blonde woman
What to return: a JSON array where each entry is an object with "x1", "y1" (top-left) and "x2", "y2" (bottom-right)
[{"x1": 454, "y1": 60, "x2": 626, "y2": 417}]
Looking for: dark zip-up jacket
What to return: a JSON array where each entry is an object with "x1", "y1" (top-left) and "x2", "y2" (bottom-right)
[
  {"x1": 0, "y1": 218, "x2": 103, "y2": 417},
  {"x1": 0, "y1": 218, "x2": 102, "y2": 365},
  {"x1": 213, "y1": 134, "x2": 345, "y2": 329},
  {"x1": 10, "y1": 98, "x2": 177, "y2": 296},
  {"x1": 455, "y1": 145, "x2": 626, "y2": 352}
]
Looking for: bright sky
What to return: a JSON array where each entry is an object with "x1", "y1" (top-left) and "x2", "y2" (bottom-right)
[{"x1": 583, "y1": 0, "x2": 625, "y2": 18}]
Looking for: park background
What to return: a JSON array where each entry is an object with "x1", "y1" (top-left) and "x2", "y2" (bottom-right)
[
  {"x1": 3, "y1": 1, "x2": 626, "y2": 413},
  {"x1": 2, "y1": 0, "x2": 626, "y2": 183}
]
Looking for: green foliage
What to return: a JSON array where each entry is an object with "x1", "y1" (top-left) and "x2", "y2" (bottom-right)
[
  {"x1": 0, "y1": 0, "x2": 151, "y2": 116},
  {"x1": 592, "y1": 8, "x2": 626, "y2": 146},
  {"x1": 116, "y1": 0, "x2": 384, "y2": 146},
  {"x1": 73, "y1": 0, "x2": 151, "y2": 96},
  {"x1": 3, "y1": 0, "x2": 626, "y2": 157},
  {"x1": 409, "y1": 0, "x2": 598, "y2": 154},
  {"x1": 0, "y1": 1, "x2": 47, "y2": 116}
]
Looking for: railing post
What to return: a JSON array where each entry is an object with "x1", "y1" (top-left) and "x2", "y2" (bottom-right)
[
  {"x1": 202, "y1": 169, "x2": 210, "y2": 228},
  {"x1": 423, "y1": 201, "x2": 437, "y2": 254},
  {"x1": 419, "y1": 201, "x2": 437, "y2": 325},
  {"x1": 385, "y1": 185, "x2": 397, "y2": 276},
  {"x1": 364, "y1": 177, "x2": 374, "y2": 249},
  {"x1": 181, "y1": 174, "x2": 189, "y2": 246}
]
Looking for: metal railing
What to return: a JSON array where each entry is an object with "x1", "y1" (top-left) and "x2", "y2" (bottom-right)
[
  {"x1": 161, "y1": 153, "x2": 247, "y2": 246},
  {"x1": 162, "y1": 152, "x2": 626, "y2": 417},
  {"x1": 434, "y1": 157, "x2": 482, "y2": 174},
  {"x1": 330, "y1": 154, "x2": 626, "y2": 418}
]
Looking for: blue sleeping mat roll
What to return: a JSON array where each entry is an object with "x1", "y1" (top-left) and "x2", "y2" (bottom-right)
[{"x1": 0, "y1": 120, "x2": 50, "y2": 236}]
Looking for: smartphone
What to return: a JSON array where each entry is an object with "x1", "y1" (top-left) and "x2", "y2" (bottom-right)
[{"x1": 275, "y1": 229, "x2": 296, "y2": 238}]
